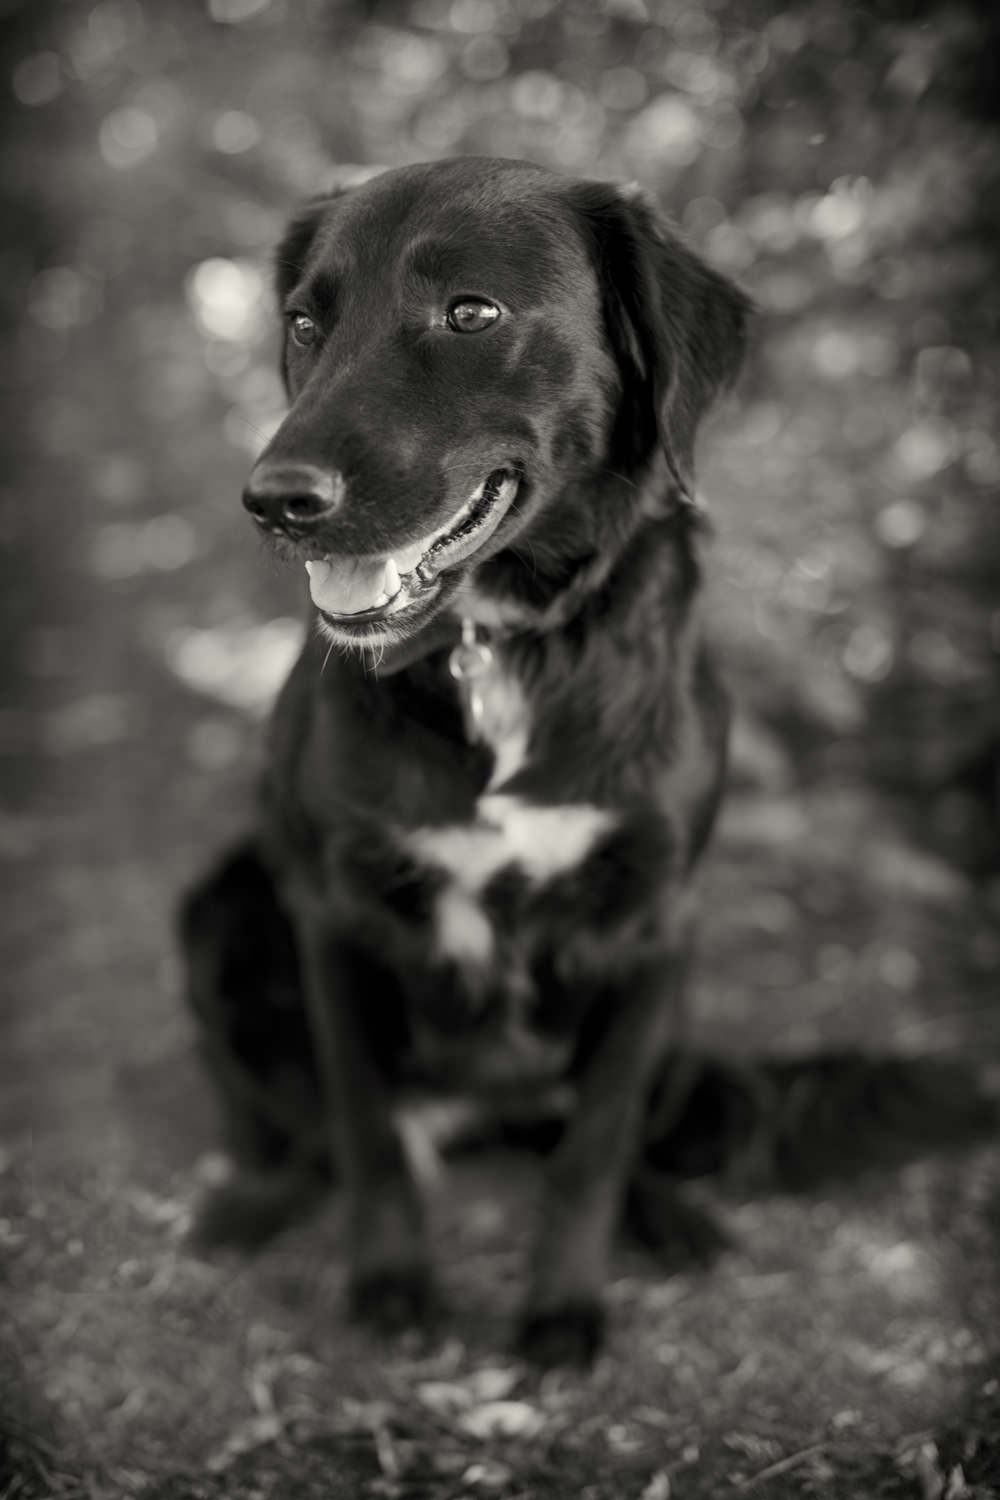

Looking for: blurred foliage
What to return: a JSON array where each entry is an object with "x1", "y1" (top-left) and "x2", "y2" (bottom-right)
[
  {"x1": 2, "y1": 11, "x2": 1000, "y2": 1489},
  {"x1": 1, "y1": 0, "x2": 998, "y2": 871}
]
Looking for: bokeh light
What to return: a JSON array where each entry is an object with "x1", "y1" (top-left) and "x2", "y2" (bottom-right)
[
  {"x1": 4, "y1": 11, "x2": 999, "y2": 1492},
  {"x1": 98, "y1": 105, "x2": 159, "y2": 168}
]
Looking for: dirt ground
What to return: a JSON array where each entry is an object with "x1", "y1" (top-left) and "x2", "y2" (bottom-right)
[
  {"x1": 3, "y1": 1, "x2": 1000, "y2": 1496},
  {"x1": 3, "y1": 675, "x2": 1000, "y2": 1498}
]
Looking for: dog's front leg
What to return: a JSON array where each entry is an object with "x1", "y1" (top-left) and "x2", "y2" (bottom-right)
[
  {"x1": 519, "y1": 949, "x2": 686, "y2": 1366},
  {"x1": 295, "y1": 913, "x2": 431, "y2": 1330}
]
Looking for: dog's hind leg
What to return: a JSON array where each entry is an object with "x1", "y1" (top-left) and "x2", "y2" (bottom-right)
[
  {"x1": 620, "y1": 1050, "x2": 757, "y2": 1265},
  {"x1": 640, "y1": 1049, "x2": 1000, "y2": 1194},
  {"x1": 179, "y1": 840, "x2": 329, "y2": 1249}
]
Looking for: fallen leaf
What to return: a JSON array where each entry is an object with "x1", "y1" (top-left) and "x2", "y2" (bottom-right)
[
  {"x1": 416, "y1": 1380, "x2": 474, "y2": 1414},
  {"x1": 462, "y1": 1459, "x2": 515, "y2": 1489},
  {"x1": 205, "y1": 1413, "x2": 282, "y2": 1472},
  {"x1": 458, "y1": 1400, "x2": 546, "y2": 1440},
  {"x1": 468, "y1": 1367, "x2": 522, "y2": 1403},
  {"x1": 336, "y1": 1398, "x2": 395, "y2": 1432}
]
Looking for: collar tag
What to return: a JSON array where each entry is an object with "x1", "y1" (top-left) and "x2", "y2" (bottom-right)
[{"x1": 448, "y1": 618, "x2": 494, "y2": 742}]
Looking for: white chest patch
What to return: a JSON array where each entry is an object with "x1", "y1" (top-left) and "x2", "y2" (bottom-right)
[
  {"x1": 477, "y1": 656, "x2": 531, "y2": 790},
  {"x1": 407, "y1": 795, "x2": 617, "y2": 968}
]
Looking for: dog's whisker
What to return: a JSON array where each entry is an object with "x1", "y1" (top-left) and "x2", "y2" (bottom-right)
[
  {"x1": 230, "y1": 411, "x2": 273, "y2": 445},
  {"x1": 360, "y1": 640, "x2": 386, "y2": 674},
  {"x1": 597, "y1": 467, "x2": 640, "y2": 490}
]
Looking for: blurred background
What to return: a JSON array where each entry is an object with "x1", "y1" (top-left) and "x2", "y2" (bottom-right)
[{"x1": 2, "y1": 1, "x2": 999, "y2": 1493}]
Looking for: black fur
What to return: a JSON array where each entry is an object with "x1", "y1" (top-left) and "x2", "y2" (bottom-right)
[
  {"x1": 183, "y1": 848, "x2": 999, "y2": 1311},
  {"x1": 183, "y1": 159, "x2": 999, "y2": 1360},
  {"x1": 183, "y1": 158, "x2": 752, "y2": 1362},
  {"x1": 569, "y1": 181, "x2": 748, "y2": 486}
]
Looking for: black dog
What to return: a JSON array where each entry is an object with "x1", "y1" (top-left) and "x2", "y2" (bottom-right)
[{"x1": 183, "y1": 157, "x2": 751, "y2": 1364}]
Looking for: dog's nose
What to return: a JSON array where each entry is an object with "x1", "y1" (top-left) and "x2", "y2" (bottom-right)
[{"x1": 242, "y1": 462, "x2": 345, "y2": 534}]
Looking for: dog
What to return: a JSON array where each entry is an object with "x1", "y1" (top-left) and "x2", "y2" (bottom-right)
[{"x1": 182, "y1": 157, "x2": 751, "y2": 1365}]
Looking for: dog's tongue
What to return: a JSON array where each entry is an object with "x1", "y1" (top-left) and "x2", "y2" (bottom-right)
[{"x1": 305, "y1": 556, "x2": 399, "y2": 616}]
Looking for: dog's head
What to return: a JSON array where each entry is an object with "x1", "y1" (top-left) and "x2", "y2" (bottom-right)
[{"x1": 244, "y1": 157, "x2": 749, "y2": 649}]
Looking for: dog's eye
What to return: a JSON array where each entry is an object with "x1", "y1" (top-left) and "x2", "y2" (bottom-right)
[
  {"x1": 446, "y1": 299, "x2": 501, "y2": 334},
  {"x1": 289, "y1": 314, "x2": 318, "y2": 347}
]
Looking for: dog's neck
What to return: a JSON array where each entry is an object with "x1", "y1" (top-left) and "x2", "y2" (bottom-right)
[{"x1": 340, "y1": 503, "x2": 703, "y2": 797}]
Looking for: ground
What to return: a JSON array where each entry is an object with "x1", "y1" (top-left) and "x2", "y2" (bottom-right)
[
  {"x1": 3, "y1": 727, "x2": 1000, "y2": 1498},
  {"x1": 2, "y1": 1, "x2": 999, "y2": 1496}
]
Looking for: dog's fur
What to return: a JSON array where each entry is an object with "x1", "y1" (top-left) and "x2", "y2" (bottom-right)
[{"x1": 185, "y1": 157, "x2": 751, "y2": 1363}]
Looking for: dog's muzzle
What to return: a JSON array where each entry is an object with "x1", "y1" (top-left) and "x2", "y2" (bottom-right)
[{"x1": 302, "y1": 468, "x2": 520, "y2": 623}]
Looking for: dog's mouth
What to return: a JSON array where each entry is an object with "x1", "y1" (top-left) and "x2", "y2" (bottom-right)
[{"x1": 305, "y1": 468, "x2": 519, "y2": 626}]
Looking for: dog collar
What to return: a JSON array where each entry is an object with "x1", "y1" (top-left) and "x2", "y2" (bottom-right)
[{"x1": 368, "y1": 614, "x2": 496, "y2": 744}]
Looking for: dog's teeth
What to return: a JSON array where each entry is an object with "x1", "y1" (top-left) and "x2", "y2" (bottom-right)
[
  {"x1": 394, "y1": 536, "x2": 436, "y2": 574},
  {"x1": 302, "y1": 471, "x2": 513, "y2": 612}
]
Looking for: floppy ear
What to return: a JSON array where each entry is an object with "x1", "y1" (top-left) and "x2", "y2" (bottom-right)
[
  {"x1": 274, "y1": 192, "x2": 340, "y2": 305},
  {"x1": 273, "y1": 188, "x2": 352, "y2": 390},
  {"x1": 274, "y1": 167, "x2": 387, "y2": 303},
  {"x1": 571, "y1": 181, "x2": 752, "y2": 491}
]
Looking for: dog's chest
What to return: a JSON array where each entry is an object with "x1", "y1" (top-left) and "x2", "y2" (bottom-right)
[
  {"x1": 398, "y1": 651, "x2": 618, "y2": 1083},
  {"x1": 402, "y1": 792, "x2": 615, "y2": 1083},
  {"x1": 407, "y1": 645, "x2": 613, "y2": 954},
  {"x1": 408, "y1": 792, "x2": 616, "y2": 953}
]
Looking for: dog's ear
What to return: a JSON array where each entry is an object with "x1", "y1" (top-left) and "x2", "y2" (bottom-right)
[
  {"x1": 274, "y1": 197, "x2": 337, "y2": 391},
  {"x1": 274, "y1": 167, "x2": 387, "y2": 303},
  {"x1": 274, "y1": 185, "x2": 359, "y2": 390},
  {"x1": 274, "y1": 193, "x2": 340, "y2": 304},
  {"x1": 571, "y1": 181, "x2": 752, "y2": 491}
]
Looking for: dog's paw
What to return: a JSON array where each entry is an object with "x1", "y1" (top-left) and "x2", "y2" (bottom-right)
[
  {"x1": 348, "y1": 1264, "x2": 436, "y2": 1335},
  {"x1": 186, "y1": 1167, "x2": 325, "y2": 1253},
  {"x1": 516, "y1": 1299, "x2": 605, "y2": 1367}
]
